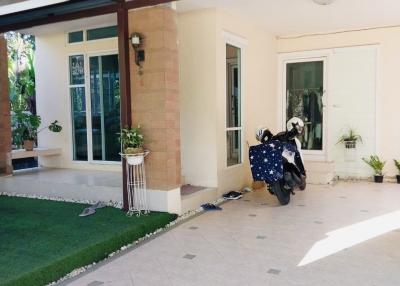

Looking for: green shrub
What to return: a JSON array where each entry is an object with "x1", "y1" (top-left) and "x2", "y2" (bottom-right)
[{"x1": 362, "y1": 155, "x2": 385, "y2": 175}]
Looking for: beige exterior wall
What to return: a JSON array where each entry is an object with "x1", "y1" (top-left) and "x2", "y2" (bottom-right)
[
  {"x1": 278, "y1": 27, "x2": 400, "y2": 177},
  {"x1": 178, "y1": 9, "x2": 218, "y2": 188},
  {"x1": 35, "y1": 29, "x2": 119, "y2": 171},
  {"x1": 179, "y1": 9, "x2": 277, "y2": 194}
]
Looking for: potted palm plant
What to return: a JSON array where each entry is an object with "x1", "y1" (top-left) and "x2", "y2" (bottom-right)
[
  {"x1": 337, "y1": 128, "x2": 362, "y2": 149},
  {"x1": 394, "y1": 160, "x2": 400, "y2": 184},
  {"x1": 362, "y1": 155, "x2": 386, "y2": 183},
  {"x1": 119, "y1": 125, "x2": 145, "y2": 165}
]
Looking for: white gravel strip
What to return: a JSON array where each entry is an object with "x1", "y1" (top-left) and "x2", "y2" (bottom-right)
[{"x1": 0, "y1": 192, "x2": 123, "y2": 209}]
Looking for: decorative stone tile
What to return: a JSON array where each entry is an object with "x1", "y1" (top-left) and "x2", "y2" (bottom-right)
[
  {"x1": 87, "y1": 281, "x2": 104, "y2": 286},
  {"x1": 267, "y1": 268, "x2": 281, "y2": 275},
  {"x1": 183, "y1": 254, "x2": 196, "y2": 260}
]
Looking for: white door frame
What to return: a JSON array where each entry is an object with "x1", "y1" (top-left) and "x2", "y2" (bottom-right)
[{"x1": 278, "y1": 50, "x2": 331, "y2": 162}]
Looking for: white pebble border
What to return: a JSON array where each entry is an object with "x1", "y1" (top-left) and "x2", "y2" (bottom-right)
[
  {"x1": 0, "y1": 192, "x2": 123, "y2": 209},
  {"x1": 0, "y1": 192, "x2": 227, "y2": 286}
]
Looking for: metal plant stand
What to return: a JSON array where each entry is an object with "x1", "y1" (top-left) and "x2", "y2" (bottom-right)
[{"x1": 121, "y1": 151, "x2": 150, "y2": 216}]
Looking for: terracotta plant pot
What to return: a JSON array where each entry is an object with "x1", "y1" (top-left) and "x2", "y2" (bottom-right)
[
  {"x1": 23, "y1": 140, "x2": 34, "y2": 151},
  {"x1": 374, "y1": 175, "x2": 384, "y2": 183},
  {"x1": 397, "y1": 175, "x2": 400, "y2": 184}
]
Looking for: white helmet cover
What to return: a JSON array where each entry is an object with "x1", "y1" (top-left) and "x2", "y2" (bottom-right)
[{"x1": 286, "y1": 117, "x2": 305, "y2": 135}]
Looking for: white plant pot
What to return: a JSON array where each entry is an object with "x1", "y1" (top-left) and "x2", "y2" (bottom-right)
[{"x1": 127, "y1": 155, "x2": 144, "y2": 166}]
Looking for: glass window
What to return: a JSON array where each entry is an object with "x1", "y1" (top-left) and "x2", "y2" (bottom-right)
[
  {"x1": 87, "y1": 26, "x2": 117, "y2": 41},
  {"x1": 226, "y1": 44, "x2": 242, "y2": 167},
  {"x1": 69, "y1": 55, "x2": 85, "y2": 85},
  {"x1": 70, "y1": 87, "x2": 88, "y2": 161},
  {"x1": 227, "y1": 130, "x2": 241, "y2": 167},
  {"x1": 286, "y1": 61, "x2": 324, "y2": 150},
  {"x1": 90, "y1": 54, "x2": 121, "y2": 162},
  {"x1": 68, "y1": 31, "x2": 83, "y2": 43}
]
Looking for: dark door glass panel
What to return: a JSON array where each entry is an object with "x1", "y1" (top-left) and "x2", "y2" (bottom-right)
[
  {"x1": 286, "y1": 61, "x2": 324, "y2": 151},
  {"x1": 68, "y1": 31, "x2": 83, "y2": 43},
  {"x1": 226, "y1": 44, "x2": 241, "y2": 128},
  {"x1": 90, "y1": 54, "x2": 121, "y2": 162},
  {"x1": 70, "y1": 87, "x2": 88, "y2": 160},
  {"x1": 87, "y1": 26, "x2": 117, "y2": 41},
  {"x1": 69, "y1": 55, "x2": 85, "y2": 85}
]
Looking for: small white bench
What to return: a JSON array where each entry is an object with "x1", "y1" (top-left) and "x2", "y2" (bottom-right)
[{"x1": 11, "y1": 148, "x2": 62, "y2": 160}]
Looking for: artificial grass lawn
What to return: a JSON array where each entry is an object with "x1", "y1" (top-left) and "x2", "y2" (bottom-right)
[{"x1": 0, "y1": 196, "x2": 177, "y2": 286}]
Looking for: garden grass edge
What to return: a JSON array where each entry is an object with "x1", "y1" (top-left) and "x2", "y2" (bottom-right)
[{"x1": 3, "y1": 213, "x2": 177, "y2": 286}]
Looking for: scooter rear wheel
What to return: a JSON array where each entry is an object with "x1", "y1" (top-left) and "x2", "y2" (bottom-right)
[{"x1": 271, "y1": 181, "x2": 290, "y2": 205}]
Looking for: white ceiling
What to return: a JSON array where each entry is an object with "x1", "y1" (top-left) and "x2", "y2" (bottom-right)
[{"x1": 176, "y1": 0, "x2": 400, "y2": 37}]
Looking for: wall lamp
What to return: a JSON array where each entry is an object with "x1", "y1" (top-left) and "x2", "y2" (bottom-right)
[{"x1": 130, "y1": 32, "x2": 145, "y2": 75}]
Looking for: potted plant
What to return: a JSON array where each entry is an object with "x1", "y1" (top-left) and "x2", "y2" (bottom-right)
[
  {"x1": 12, "y1": 111, "x2": 62, "y2": 151},
  {"x1": 337, "y1": 128, "x2": 362, "y2": 149},
  {"x1": 119, "y1": 125, "x2": 145, "y2": 165},
  {"x1": 394, "y1": 160, "x2": 400, "y2": 184},
  {"x1": 362, "y1": 155, "x2": 386, "y2": 183}
]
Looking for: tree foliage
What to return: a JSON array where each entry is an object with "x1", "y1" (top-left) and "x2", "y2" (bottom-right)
[{"x1": 5, "y1": 32, "x2": 36, "y2": 114}]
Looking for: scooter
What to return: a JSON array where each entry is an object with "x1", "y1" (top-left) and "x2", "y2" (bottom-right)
[{"x1": 250, "y1": 118, "x2": 307, "y2": 205}]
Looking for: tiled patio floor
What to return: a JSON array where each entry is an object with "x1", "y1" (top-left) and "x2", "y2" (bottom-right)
[{"x1": 65, "y1": 182, "x2": 400, "y2": 286}]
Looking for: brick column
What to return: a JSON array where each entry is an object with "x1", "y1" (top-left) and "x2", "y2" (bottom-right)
[
  {"x1": 0, "y1": 34, "x2": 12, "y2": 175},
  {"x1": 128, "y1": 6, "x2": 181, "y2": 190}
]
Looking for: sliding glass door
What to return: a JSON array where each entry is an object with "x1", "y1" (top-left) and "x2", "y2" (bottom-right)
[
  {"x1": 89, "y1": 54, "x2": 120, "y2": 162},
  {"x1": 69, "y1": 53, "x2": 120, "y2": 163}
]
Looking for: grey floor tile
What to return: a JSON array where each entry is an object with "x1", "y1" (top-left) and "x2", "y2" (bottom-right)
[
  {"x1": 267, "y1": 268, "x2": 281, "y2": 275},
  {"x1": 183, "y1": 254, "x2": 196, "y2": 260},
  {"x1": 87, "y1": 281, "x2": 104, "y2": 286},
  {"x1": 67, "y1": 182, "x2": 400, "y2": 286}
]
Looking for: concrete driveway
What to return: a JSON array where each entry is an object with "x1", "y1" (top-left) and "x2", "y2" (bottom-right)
[{"x1": 65, "y1": 182, "x2": 400, "y2": 286}]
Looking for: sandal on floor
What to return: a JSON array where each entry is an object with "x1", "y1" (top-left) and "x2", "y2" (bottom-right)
[
  {"x1": 79, "y1": 207, "x2": 96, "y2": 217},
  {"x1": 201, "y1": 203, "x2": 222, "y2": 211}
]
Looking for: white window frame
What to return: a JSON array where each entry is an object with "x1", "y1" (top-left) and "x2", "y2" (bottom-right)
[
  {"x1": 67, "y1": 53, "x2": 87, "y2": 163},
  {"x1": 223, "y1": 31, "x2": 247, "y2": 169},
  {"x1": 67, "y1": 50, "x2": 121, "y2": 165},
  {"x1": 278, "y1": 50, "x2": 331, "y2": 162},
  {"x1": 66, "y1": 25, "x2": 117, "y2": 45}
]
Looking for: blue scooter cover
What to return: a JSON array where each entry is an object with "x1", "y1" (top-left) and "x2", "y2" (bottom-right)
[
  {"x1": 249, "y1": 140, "x2": 284, "y2": 183},
  {"x1": 249, "y1": 140, "x2": 301, "y2": 183}
]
